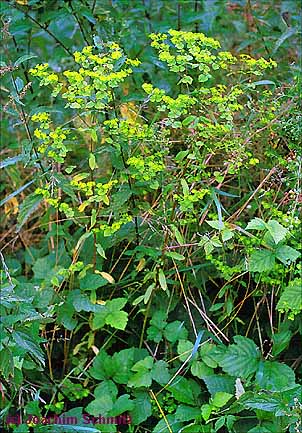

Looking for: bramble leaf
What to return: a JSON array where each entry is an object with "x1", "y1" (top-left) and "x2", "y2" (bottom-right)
[
  {"x1": 249, "y1": 250, "x2": 275, "y2": 272},
  {"x1": 219, "y1": 336, "x2": 260, "y2": 378}
]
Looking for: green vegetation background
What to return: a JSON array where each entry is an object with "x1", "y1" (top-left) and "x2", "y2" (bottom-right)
[{"x1": 0, "y1": 1, "x2": 301, "y2": 433}]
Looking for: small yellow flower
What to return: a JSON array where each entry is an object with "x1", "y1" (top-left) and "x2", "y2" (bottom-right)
[{"x1": 111, "y1": 50, "x2": 122, "y2": 60}]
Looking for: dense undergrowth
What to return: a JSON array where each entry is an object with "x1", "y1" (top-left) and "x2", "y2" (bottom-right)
[{"x1": 0, "y1": 1, "x2": 301, "y2": 433}]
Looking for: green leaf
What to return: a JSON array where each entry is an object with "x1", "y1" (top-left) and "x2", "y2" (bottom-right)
[
  {"x1": 105, "y1": 310, "x2": 128, "y2": 330},
  {"x1": 211, "y1": 392, "x2": 233, "y2": 408},
  {"x1": 252, "y1": 80, "x2": 276, "y2": 86},
  {"x1": 65, "y1": 165, "x2": 76, "y2": 174},
  {"x1": 106, "y1": 298, "x2": 127, "y2": 312},
  {"x1": 175, "y1": 150, "x2": 190, "y2": 161},
  {"x1": 133, "y1": 295, "x2": 144, "y2": 306},
  {"x1": 91, "y1": 308, "x2": 107, "y2": 330},
  {"x1": 271, "y1": 329, "x2": 292, "y2": 357},
  {"x1": 209, "y1": 302, "x2": 224, "y2": 312},
  {"x1": 144, "y1": 284, "x2": 154, "y2": 304},
  {"x1": 246, "y1": 218, "x2": 267, "y2": 230},
  {"x1": 273, "y1": 26, "x2": 299, "y2": 53},
  {"x1": 164, "y1": 321, "x2": 188, "y2": 343},
  {"x1": 165, "y1": 251, "x2": 185, "y2": 261},
  {"x1": 0, "y1": 154, "x2": 23, "y2": 169},
  {"x1": 177, "y1": 339, "x2": 194, "y2": 362},
  {"x1": 249, "y1": 250, "x2": 275, "y2": 272},
  {"x1": 132, "y1": 356, "x2": 154, "y2": 371},
  {"x1": 0, "y1": 348, "x2": 14, "y2": 379},
  {"x1": 215, "y1": 416, "x2": 226, "y2": 431},
  {"x1": 206, "y1": 220, "x2": 225, "y2": 230},
  {"x1": 13, "y1": 331, "x2": 44, "y2": 366},
  {"x1": 92, "y1": 298, "x2": 128, "y2": 330},
  {"x1": 191, "y1": 360, "x2": 213, "y2": 379},
  {"x1": 180, "y1": 178, "x2": 189, "y2": 196},
  {"x1": 158, "y1": 268, "x2": 167, "y2": 291},
  {"x1": 226, "y1": 415, "x2": 236, "y2": 431},
  {"x1": 89, "y1": 351, "x2": 116, "y2": 381},
  {"x1": 149, "y1": 310, "x2": 167, "y2": 330},
  {"x1": 179, "y1": 75, "x2": 193, "y2": 84},
  {"x1": 112, "y1": 348, "x2": 147, "y2": 384},
  {"x1": 198, "y1": 73, "x2": 209, "y2": 82},
  {"x1": 199, "y1": 342, "x2": 219, "y2": 368},
  {"x1": 127, "y1": 369, "x2": 152, "y2": 388},
  {"x1": 129, "y1": 391, "x2": 152, "y2": 424},
  {"x1": 128, "y1": 356, "x2": 153, "y2": 388},
  {"x1": 201, "y1": 403, "x2": 212, "y2": 421},
  {"x1": 219, "y1": 336, "x2": 260, "y2": 378},
  {"x1": 89, "y1": 153, "x2": 97, "y2": 170},
  {"x1": 0, "y1": 179, "x2": 35, "y2": 207},
  {"x1": 255, "y1": 360, "x2": 296, "y2": 392},
  {"x1": 204, "y1": 240, "x2": 214, "y2": 255},
  {"x1": 277, "y1": 278, "x2": 302, "y2": 319},
  {"x1": 175, "y1": 405, "x2": 201, "y2": 422},
  {"x1": 247, "y1": 426, "x2": 274, "y2": 433},
  {"x1": 85, "y1": 394, "x2": 114, "y2": 417},
  {"x1": 89, "y1": 128, "x2": 98, "y2": 142},
  {"x1": 15, "y1": 77, "x2": 24, "y2": 92},
  {"x1": 80, "y1": 273, "x2": 107, "y2": 291},
  {"x1": 239, "y1": 391, "x2": 286, "y2": 413},
  {"x1": 221, "y1": 228, "x2": 234, "y2": 242},
  {"x1": 275, "y1": 244, "x2": 300, "y2": 265},
  {"x1": 57, "y1": 302, "x2": 77, "y2": 331},
  {"x1": 109, "y1": 394, "x2": 134, "y2": 416},
  {"x1": 70, "y1": 290, "x2": 97, "y2": 312},
  {"x1": 96, "y1": 243, "x2": 106, "y2": 259},
  {"x1": 153, "y1": 415, "x2": 182, "y2": 433},
  {"x1": 75, "y1": 231, "x2": 92, "y2": 253},
  {"x1": 16, "y1": 194, "x2": 43, "y2": 232},
  {"x1": 14, "y1": 53, "x2": 37, "y2": 67},
  {"x1": 147, "y1": 326, "x2": 163, "y2": 343},
  {"x1": 266, "y1": 220, "x2": 288, "y2": 244},
  {"x1": 152, "y1": 360, "x2": 170, "y2": 385},
  {"x1": 32, "y1": 253, "x2": 57, "y2": 281},
  {"x1": 94, "y1": 379, "x2": 118, "y2": 398},
  {"x1": 168, "y1": 377, "x2": 200, "y2": 405}
]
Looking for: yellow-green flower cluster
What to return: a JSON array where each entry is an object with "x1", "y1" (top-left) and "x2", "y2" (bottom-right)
[
  {"x1": 34, "y1": 187, "x2": 74, "y2": 218},
  {"x1": 59, "y1": 202, "x2": 75, "y2": 218},
  {"x1": 204, "y1": 85, "x2": 243, "y2": 121},
  {"x1": 149, "y1": 30, "x2": 220, "y2": 81},
  {"x1": 174, "y1": 187, "x2": 210, "y2": 212},
  {"x1": 31, "y1": 112, "x2": 71, "y2": 163},
  {"x1": 70, "y1": 179, "x2": 96, "y2": 197},
  {"x1": 126, "y1": 58, "x2": 141, "y2": 67},
  {"x1": 31, "y1": 112, "x2": 51, "y2": 129},
  {"x1": 150, "y1": 30, "x2": 220, "y2": 51},
  {"x1": 30, "y1": 63, "x2": 62, "y2": 96},
  {"x1": 149, "y1": 30, "x2": 276, "y2": 85},
  {"x1": 197, "y1": 121, "x2": 232, "y2": 140},
  {"x1": 30, "y1": 44, "x2": 140, "y2": 110},
  {"x1": 36, "y1": 127, "x2": 70, "y2": 163},
  {"x1": 103, "y1": 118, "x2": 153, "y2": 141},
  {"x1": 71, "y1": 44, "x2": 137, "y2": 109},
  {"x1": 70, "y1": 175, "x2": 118, "y2": 212},
  {"x1": 74, "y1": 44, "x2": 121, "y2": 66},
  {"x1": 217, "y1": 51, "x2": 237, "y2": 69},
  {"x1": 161, "y1": 94, "x2": 197, "y2": 119},
  {"x1": 238, "y1": 54, "x2": 277, "y2": 76},
  {"x1": 99, "y1": 213, "x2": 133, "y2": 237},
  {"x1": 142, "y1": 84, "x2": 196, "y2": 120},
  {"x1": 127, "y1": 153, "x2": 165, "y2": 187},
  {"x1": 142, "y1": 83, "x2": 166, "y2": 103}
]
